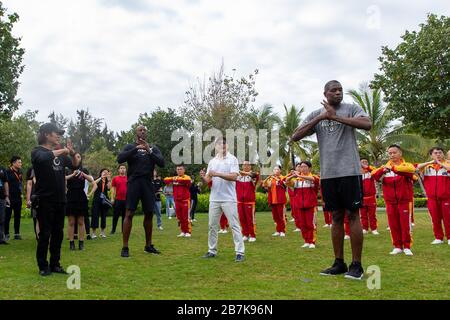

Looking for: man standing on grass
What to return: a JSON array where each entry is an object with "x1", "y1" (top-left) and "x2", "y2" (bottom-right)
[
  {"x1": 200, "y1": 137, "x2": 245, "y2": 262},
  {"x1": 0, "y1": 166, "x2": 10, "y2": 245},
  {"x1": 117, "y1": 125, "x2": 165, "y2": 258},
  {"x1": 110, "y1": 164, "x2": 128, "y2": 235},
  {"x1": 5, "y1": 156, "x2": 23, "y2": 240},
  {"x1": 164, "y1": 165, "x2": 192, "y2": 238},
  {"x1": 291, "y1": 80, "x2": 372, "y2": 280}
]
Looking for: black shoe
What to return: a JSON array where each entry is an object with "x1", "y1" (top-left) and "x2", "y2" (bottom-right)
[
  {"x1": 39, "y1": 268, "x2": 52, "y2": 276},
  {"x1": 110, "y1": 231, "x2": 115, "y2": 235},
  {"x1": 235, "y1": 254, "x2": 245, "y2": 262},
  {"x1": 202, "y1": 252, "x2": 216, "y2": 258},
  {"x1": 144, "y1": 245, "x2": 161, "y2": 254},
  {"x1": 79, "y1": 241, "x2": 84, "y2": 251},
  {"x1": 51, "y1": 266, "x2": 68, "y2": 274},
  {"x1": 0, "y1": 240, "x2": 9, "y2": 245},
  {"x1": 69, "y1": 241, "x2": 76, "y2": 251},
  {"x1": 320, "y1": 259, "x2": 348, "y2": 276},
  {"x1": 121, "y1": 247, "x2": 129, "y2": 258},
  {"x1": 14, "y1": 234, "x2": 22, "y2": 240},
  {"x1": 344, "y1": 262, "x2": 364, "y2": 280},
  {"x1": 87, "y1": 234, "x2": 92, "y2": 240},
  {"x1": 5, "y1": 234, "x2": 10, "y2": 241}
]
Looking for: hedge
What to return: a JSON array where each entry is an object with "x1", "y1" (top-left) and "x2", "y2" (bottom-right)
[{"x1": 19, "y1": 194, "x2": 430, "y2": 218}]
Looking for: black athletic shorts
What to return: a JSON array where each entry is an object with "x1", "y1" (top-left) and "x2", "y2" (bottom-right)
[
  {"x1": 321, "y1": 175, "x2": 363, "y2": 212},
  {"x1": 126, "y1": 177, "x2": 156, "y2": 215}
]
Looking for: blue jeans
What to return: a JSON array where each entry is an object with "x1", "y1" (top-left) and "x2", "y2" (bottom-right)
[
  {"x1": 165, "y1": 195, "x2": 175, "y2": 217},
  {"x1": 154, "y1": 201, "x2": 162, "y2": 227}
]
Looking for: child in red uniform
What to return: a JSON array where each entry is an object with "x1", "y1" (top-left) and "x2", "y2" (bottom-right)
[
  {"x1": 372, "y1": 145, "x2": 415, "y2": 255},
  {"x1": 360, "y1": 158, "x2": 379, "y2": 235},
  {"x1": 236, "y1": 161, "x2": 259, "y2": 242},
  {"x1": 286, "y1": 161, "x2": 319, "y2": 248},
  {"x1": 262, "y1": 166, "x2": 287, "y2": 237},
  {"x1": 164, "y1": 165, "x2": 192, "y2": 237},
  {"x1": 219, "y1": 213, "x2": 229, "y2": 233}
]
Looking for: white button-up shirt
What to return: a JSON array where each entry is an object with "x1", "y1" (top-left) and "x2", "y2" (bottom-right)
[{"x1": 207, "y1": 152, "x2": 240, "y2": 202}]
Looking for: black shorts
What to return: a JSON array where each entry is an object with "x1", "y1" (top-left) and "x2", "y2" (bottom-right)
[
  {"x1": 126, "y1": 177, "x2": 156, "y2": 215},
  {"x1": 321, "y1": 175, "x2": 363, "y2": 212}
]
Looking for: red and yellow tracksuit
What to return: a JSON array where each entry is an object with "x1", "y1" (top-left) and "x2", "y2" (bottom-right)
[
  {"x1": 372, "y1": 159, "x2": 415, "y2": 249},
  {"x1": 236, "y1": 172, "x2": 259, "y2": 238},
  {"x1": 220, "y1": 213, "x2": 229, "y2": 230},
  {"x1": 287, "y1": 174, "x2": 320, "y2": 244},
  {"x1": 360, "y1": 166, "x2": 378, "y2": 231},
  {"x1": 288, "y1": 187, "x2": 297, "y2": 222},
  {"x1": 418, "y1": 162, "x2": 450, "y2": 241},
  {"x1": 164, "y1": 175, "x2": 192, "y2": 234},
  {"x1": 263, "y1": 175, "x2": 287, "y2": 233}
]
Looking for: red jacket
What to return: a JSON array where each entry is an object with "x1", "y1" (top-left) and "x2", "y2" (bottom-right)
[
  {"x1": 163, "y1": 175, "x2": 191, "y2": 201},
  {"x1": 287, "y1": 174, "x2": 319, "y2": 209},
  {"x1": 236, "y1": 172, "x2": 259, "y2": 203},
  {"x1": 263, "y1": 175, "x2": 287, "y2": 205},
  {"x1": 372, "y1": 159, "x2": 415, "y2": 204},
  {"x1": 361, "y1": 166, "x2": 377, "y2": 205},
  {"x1": 418, "y1": 162, "x2": 450, "y2": 200}
]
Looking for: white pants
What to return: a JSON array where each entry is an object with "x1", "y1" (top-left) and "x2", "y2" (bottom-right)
[{"x1": 208, "y1": 201, "x2": 245, "y2": 255}]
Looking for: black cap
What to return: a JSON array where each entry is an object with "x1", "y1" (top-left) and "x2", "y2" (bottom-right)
[{"x1": 39, "y1": 123, "x2": 65, "y2": 135}]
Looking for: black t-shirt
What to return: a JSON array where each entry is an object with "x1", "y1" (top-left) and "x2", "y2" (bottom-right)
[
  {"x1": 190, "y1": 184, "x2": 200, "y2": 201},
  {"x1": 26, "y1": 167, "x2": 36, "y2": 196},
  {"x1": 117, "y1": 144, "x2": 165, "y2": 182},
  {"x1": 31, "y1": 146, "x2": 73, "y2": 203},
  {"x1": 153, "y1": 179, "x2": 163, "y2": 201},
  {"x1": 6, "y1": 168, "x2": 23, "y2": 202},
  {"x1": 94, "y1": 178, "x2": 110, "y2": 200},
  {"x1": 66, "y1": 167, "x2": 89, "y2": 203},
  {"x1": 0, "y1": 166, "x2": 7, "y2": 200}
]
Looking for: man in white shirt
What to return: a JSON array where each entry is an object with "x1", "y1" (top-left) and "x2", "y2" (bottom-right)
[{"x1": 200, "y1": 137, "x2": 245, "y2": 262}]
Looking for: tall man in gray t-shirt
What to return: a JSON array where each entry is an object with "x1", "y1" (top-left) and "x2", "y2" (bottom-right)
[{"x1": 291, "y1": 80, "x2": 372, "y2": 280}]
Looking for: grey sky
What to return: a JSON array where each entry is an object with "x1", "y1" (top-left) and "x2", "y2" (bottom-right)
[{"x1": 6, "y1": 0, "x2": 449, "y2": 132}]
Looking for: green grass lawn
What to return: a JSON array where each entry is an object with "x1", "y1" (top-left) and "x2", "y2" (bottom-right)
[{"x1": 0, "y1": 210, "x2": 449, "y2": 300}]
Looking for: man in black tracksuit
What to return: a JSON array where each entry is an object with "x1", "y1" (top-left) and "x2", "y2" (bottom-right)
[
  {"x1": 5, "y1": 156, "x2": 23, "y2": 240},
  {"x1": 117, "y1": 125, "x2": 165, "y2": 257},
  {"x1": 31, "y1": 123, "x2": 77, "y2": 276}
]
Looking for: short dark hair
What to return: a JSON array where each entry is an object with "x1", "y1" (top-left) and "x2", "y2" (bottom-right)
[
  {"x1": 429, "y1": 147, "x2": 444, "y2": 155},
  {"x1": 215, "y1": 137, "x2": 227, "y2": 145},
  {"x1": 10, "y1": 156, "x2": 21, "y2": 165},
  {"x1": 118, "y1": 164, "x2": 127, "y2": 169},
  {"x1": 388, "y1": 144, "x2": 402, "y2": 151},
  {"x1": 324, "y1": 80, "x2": 341, "y2": 92},
  {"x1": 299, "y1": 160, "x2": 312, "y2": 168},
  {"x1": 176, "y1": 164, "x2": 185, "y2": 168}
]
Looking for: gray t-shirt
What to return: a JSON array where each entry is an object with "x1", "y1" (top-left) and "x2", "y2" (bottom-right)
[{"x1": 302, "y1": 103, "x2": 368, "y2": 179}]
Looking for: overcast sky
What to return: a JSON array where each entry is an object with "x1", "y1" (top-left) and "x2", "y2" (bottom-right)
[{"x1": 5, "y1": 0, "x2": 449, "y2": 133}]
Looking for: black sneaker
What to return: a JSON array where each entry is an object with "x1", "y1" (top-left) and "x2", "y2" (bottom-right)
[
  {"x1": 144, "y1": 245, "x2": 161, "y2": 254},
  {"x1": 202, "y1": 252, "x2": 216, "y2": 258},
  {"x1": 79, "y1": 241, "x2": 84, "y2": 251},
  {"x1": 344, "y1": 262, "x2": 364, "y2": 280},
  {"x1": 51, "y1": 266, "x2": 68, "y2": 274},
  {"x1": 86, "y1": 234, "x2": 92, "y2": 240},
  {"x1": 39, "y1": 268, "x2": 52, "y2": 276},
  {"x1": 235, "y1": 254, "x2": 245, "y2": 262},
  {"x1": 121, "y1": 247, "x2": 129, "y2": 258},
  {"x1": 69, "y1": 241, "x2": 76, "y2": 251},
  {"x1": 320, "y1": 259, "x2": 348, "y2": 276},
  {"x1": 14, "y1": 234, "x2": 22, "y2": 240},
  {"x1": 0, "y1": 240, "x2": 9, "y2": 245}
]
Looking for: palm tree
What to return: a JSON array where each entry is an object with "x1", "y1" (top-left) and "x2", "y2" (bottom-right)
[
  {"x1": 279, "y1": 104, "x2": 317, "y2": 171},
  {"x1": 247, "y1": 104, "x2": 282, "y2": 130},
  {"x1": 348, "y1": 83, "x2": 433, "y2": 166}
]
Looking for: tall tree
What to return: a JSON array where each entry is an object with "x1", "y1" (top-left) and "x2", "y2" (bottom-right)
[
  {"x1": 348, "y1": 84, "x2": 433, "y2": 165},
  {"x1": 372, "y1": 14, "x2": 450, "y2": 140},
  {"x1": 67, "y1": 109, "x2": 103, "y2": 154},
  {"x1": 0, "y1": 2, "x2": 25, "y2": 119},
  {"x1": 247, "y1": 104, "x2": 282, "y2": 130},
  {"x1": 182, "y1": 62, "x2": 259, "y2": 132}
]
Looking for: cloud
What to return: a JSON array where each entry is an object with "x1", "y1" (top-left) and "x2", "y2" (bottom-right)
[{"x1": 5, "y1": 0, "x2": 450, "y2": 132}]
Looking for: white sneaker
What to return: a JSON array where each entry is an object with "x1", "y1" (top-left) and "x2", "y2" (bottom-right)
[
  {"x1": 290, "y1": 218, "x2": 295, "y2": 222},
  {"x1": 158, "y1": 226, "x2": 163, "y2": 231},
  {"x1": 323, "y1": 224, "x2": 329, "y2": 228},
  {"x1": 293, "y1": 228, "x2": 301, "y2": 232},
  {"x1": 272, "y1": 232, "x2": 280, "y2": 237},
  {"x1": 184, "y1": 233, "x2": 191, "y2": 238},
  {"x1": 168, "y1": 216, "x2": 172, "y2": 219},
  {"x1": 222, "y1": 229, "x2": 228, "y2": 234},
  {"x1": 308, "y1": 244, "x2": 316, "y2": 249},
  {"x1": 386, "y1": 226, "x2": 390, "y2": 231},
  {"x1": 91, "y1": 233, "x2": 97, "y2": 239},
  {"x1": 301, "y1": 243, "x2": 309, "y2": 248},
  {"x1": 177, "y1": 232, "x2": 186, "y2": 237},
  {"x1": 279, "y1": 232, "x2": 286, "y2": 237},
  {"x1": 372, "y1": 230, "x2": 380, "y2": 235},
  {"x1": 448, "y1": 240, "x2": 450, "y2": 245},
  {"x1": 242, "y1": 236, "x2": 249, "y2": 241},
  {"x1": 431, "y1": 239, "x2": 444, "y2": 245},
  {"x1": 412, "y1": 223, "x2": 415, "y2": 227},
  {"x1": 100, "y1": 232, "x2": 107, "y2": 238},
  {"x1": 362, "y1": 229, "x2": 368, "y2": 234},
  {"x1": 403, "y1": 248, "x2": 413, "y2": 256},
  {"x1": 193, "y1": 219, "x2": 197, "y2": 222},
  {"x1": 344, "y1": 235, "x2": 350, "y2": 240},
  {"x1": 390, "y1": 248, "x2": 403, "y2": 255},
  {"x1": 248, "y1": 237, "x2": 256, "y2": 242}
]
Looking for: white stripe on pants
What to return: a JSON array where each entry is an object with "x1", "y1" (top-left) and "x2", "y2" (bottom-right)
[{"x1": 208, "y1": 201, "x2": 245, "y2": 255}]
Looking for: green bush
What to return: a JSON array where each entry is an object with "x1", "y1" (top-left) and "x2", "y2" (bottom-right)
[{"x1": 376, "y1": 197, "x2": 428, "y2": 208}]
